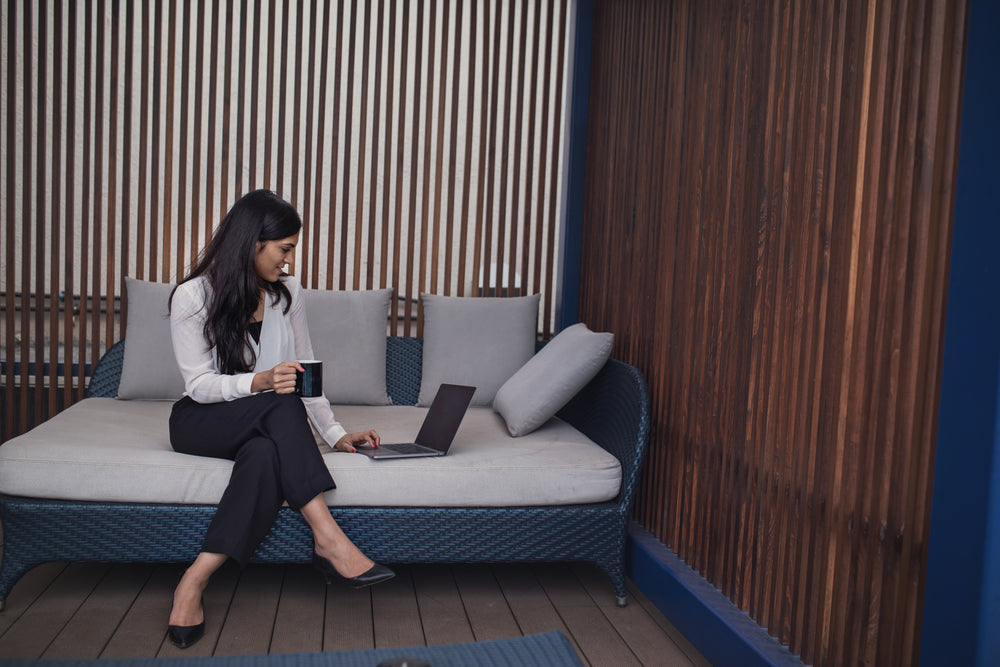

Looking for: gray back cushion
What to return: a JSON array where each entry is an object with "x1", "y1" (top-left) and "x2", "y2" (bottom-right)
[
  {"x1": 418, "y1": 293, "x2": 540, "y2": 407},
  {"x1": 303, "y1": 288, "x2": 393, "y2": 405},
  {"x1": 118, "y1": 277, "x2": 186, "y2": 400}
]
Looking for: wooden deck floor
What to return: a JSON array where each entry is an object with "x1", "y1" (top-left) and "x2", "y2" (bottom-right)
[{"x1": 0, "y1": 559, "x2": 709, "y2": 666}]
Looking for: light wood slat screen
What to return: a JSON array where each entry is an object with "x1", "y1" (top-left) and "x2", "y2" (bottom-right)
[
  {"x1": 1, "y1": 0, "x2": 573, "y2": 442},
  {"x1": 579, "y1": 1, "x2": 965, "y2": 665}
]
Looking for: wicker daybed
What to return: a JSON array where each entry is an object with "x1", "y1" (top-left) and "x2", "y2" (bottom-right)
[{"x1": 0, "y1": 335, "x2": 650, "y2": 610}]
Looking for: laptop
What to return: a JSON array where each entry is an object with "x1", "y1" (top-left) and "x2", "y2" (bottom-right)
[{"x1": 355, "y1": 383, "x2": 476, "y2": 459}]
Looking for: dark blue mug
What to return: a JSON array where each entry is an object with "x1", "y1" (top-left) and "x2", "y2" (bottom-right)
[{"x1": 294, "y1": 360, "x2": 323, "y2": 398}]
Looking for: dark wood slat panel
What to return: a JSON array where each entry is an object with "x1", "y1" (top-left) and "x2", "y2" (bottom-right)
[
  {"x1": 338, "y1": 0, "x2": 359, "y2": 290},
  {"x1": 34, "y1": 0, "x2": 47, "y2": 424},
  {"x1": 247, "y1": 0, "x2": 262, "y2": 191},
  {"x1": 262, "y1": 0, "x2": 277, "y2": 190},
  {"x1": 4, "y1": 0, "x2": 17, "y2": 435},
  {"x1": 366, "y1": 0, "x2": 385, "y2": 292},
  {"x1": 403, "y1": 0, "x2": 425, "y2": 336},
  {"x1": 174, "y1": 0, "x2": 190, "y2": 279},
  {"x1": 62, "y1": 0, "x2": 79, "y2": 400},
  {"x1": 308, "y1": 0, "x2": 333, "y2": 289},
  {"x1": 416, "y1": 0, "x2": 439, "y2": 329},
  {"x1": 161, "y1": 0, "x2": 176, "y2": 281},
  {"x1": 232, "y1": 0, "x2": 248, "y2": 201},
  {"x1": 77, "y1": 0, "x2": 94, "y2": 399},
  {"x1": 541, "y1": 0, "x2": 567, "y2": 339},
  {"x1": 379, "y1": 0, "x2": 396, "y2": 293},
  {"x1": 189, "y1": 0, "x2": 207, "y2": 261},
  {"x1": 354, "y1": 0, "x2": 373, "y2": 291},
  {"x1": 148, "y1": 0, "x2": 162, "y2": 283},
  {"x1": 429, "y1": 0, "x2": 449, "y2": 297},
  {"x1": 50, "y1": 0, "x2": 62, "y2": 412},
  {"x1": 579, "y1": 1, "x2": 965, "y2": 665},
  {"x1": 389, "y1": 0, "x2": 409, "y2": 330}
]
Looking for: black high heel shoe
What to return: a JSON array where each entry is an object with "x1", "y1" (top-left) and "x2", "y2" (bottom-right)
[
  {"x1": 312, "y1": 553, "x2": 395, "y2": 588},
  {"x1": 167, "y1": 597, "x2": 205, "y2": 649}
]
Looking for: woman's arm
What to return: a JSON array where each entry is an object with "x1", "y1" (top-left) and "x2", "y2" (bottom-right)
[{"x1": 170, "y1": 280, "x2": 257, "y2": 403}]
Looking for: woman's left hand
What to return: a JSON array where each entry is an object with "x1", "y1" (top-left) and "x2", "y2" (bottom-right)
[{"x1": 334, "y1": 430, "x2": 381, "y2": 453}]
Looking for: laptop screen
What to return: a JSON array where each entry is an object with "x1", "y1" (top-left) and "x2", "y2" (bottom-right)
[{"x1": 415, "y1": 384, "x2": 477, "y2": 452}]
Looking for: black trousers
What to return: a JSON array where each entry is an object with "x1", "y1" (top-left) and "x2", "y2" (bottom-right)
[{"x1": 168, "y1": 391, "x2": 336, "y2": 567}]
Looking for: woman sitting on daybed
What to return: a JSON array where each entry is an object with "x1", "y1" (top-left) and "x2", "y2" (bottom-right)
[{"x1": 165, "y1": 189, "x2": 394, "y2": 649}]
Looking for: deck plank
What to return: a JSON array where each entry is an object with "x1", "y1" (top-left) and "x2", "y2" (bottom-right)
[
  {"x1": 371, "y1": 566, "x2": 425, "y2": 648},
  {"x1": 323, "y1": 582, "x2": 376, "y2": 651},
  {"x1": 43, "y1": 564, "x2": 153, "y2": 659},
  {"x1": 452, "y1": 564, "x2": 521, "y2": 642},
  {"x1": 158, "y1": 562, "x2": 241, "y2": 659},
  {"x1": 627, "y1": 580, "x2": 713, "y2": 667},
  {"x1": 0, "y1": 563, "x2": 110, "y2": 659},
  {"x1": 0, "y1": 562, "x2": 66, "y2": 636},
  {"x1": 573, "y1": 563, "x2": 699, "y2": 666},
  {"x1": 492, "y1": 564, "x2": 587, "y2": 664},
  {"x1": 213, "y1": 564, "x2": 282, "y2": 656},
  {"x1": 411, "y1": 564, "x2": 475, "y2": 646},
  {"x1": 533, "y1": 563, "x2": 642, "y2": 666},
  {"x1": 270, "y1": 564, "x2": 326, "y2": 654},
  {"x1": 0, "y1": 561, "x2": 707, "y2": 665},
  {"x1": 101, "y1": 565, "x2": 183, "y2": 659}
]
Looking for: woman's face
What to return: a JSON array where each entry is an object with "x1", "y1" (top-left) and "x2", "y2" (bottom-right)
[{"x1": 255, "y1": 233, "x2": 299, "y2": 282}]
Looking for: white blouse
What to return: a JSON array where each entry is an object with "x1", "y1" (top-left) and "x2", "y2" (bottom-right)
[{"x1": 169, "y1": 274, "x2": 347, "y2": 446}]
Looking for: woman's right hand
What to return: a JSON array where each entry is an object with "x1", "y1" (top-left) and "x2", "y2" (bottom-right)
[{"x1": 252, "y1": 360, "x2": 303, "y2": 394}]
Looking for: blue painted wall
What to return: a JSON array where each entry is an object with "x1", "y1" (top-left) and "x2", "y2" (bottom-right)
[
  {"x1": 920, "y1": 1, "x2": 1000, "y2": 665},
  {"x1": 558, "y1": 0, "x2": 593, "y2": 330}
]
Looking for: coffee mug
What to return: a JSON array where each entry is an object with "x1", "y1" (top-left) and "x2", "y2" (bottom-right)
[{"x1": 294, "y1": 360, "x2": 323, "y2": 397}]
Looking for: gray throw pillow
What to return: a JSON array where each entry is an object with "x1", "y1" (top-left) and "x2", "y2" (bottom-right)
[
  {"x1": 418, "y1": 293, "x2": 540, "y2": 407},
  {"x1": 118, "y1": 277, "x2": 187, "y2": 400},
  {"x1": 303, "y1": 288, "x2": 393, "y2": 405},
  {"x1": 494, "y1": 322, "x2": 614, "y2": 436}
]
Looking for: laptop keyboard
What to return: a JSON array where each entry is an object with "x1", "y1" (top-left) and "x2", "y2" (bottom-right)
[{"x1": 383, "y1": 443, "x2": 433, "y2": 454}]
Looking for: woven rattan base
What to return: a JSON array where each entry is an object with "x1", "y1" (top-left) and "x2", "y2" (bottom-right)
[{"x1": 0, "y1": 495, "x2": 629, "y2": 608}]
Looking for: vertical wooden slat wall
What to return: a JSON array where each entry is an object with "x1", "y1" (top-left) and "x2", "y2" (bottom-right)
[
  {"x1": 0, "y1": 0, "x2": 572, "y2": 442},
  {"x1": 579, "y1": 1, "x2": 965, "y2": 665}
]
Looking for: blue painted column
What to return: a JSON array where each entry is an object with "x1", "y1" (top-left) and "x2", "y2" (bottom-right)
[
  {"x1": 558, "y1": 0, "x2": 594, "y2": 330},
  {"x1": 920, "y1": 1, "x2": 1000, "y2": 665}
]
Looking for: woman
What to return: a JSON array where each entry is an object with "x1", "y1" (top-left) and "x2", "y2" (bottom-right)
[{"x1": 166, "y1": 189, "x2": 393, "y2": 649}]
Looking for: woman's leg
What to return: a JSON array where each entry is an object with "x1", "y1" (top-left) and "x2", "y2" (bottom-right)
[
  {"x1": 170, "y1": 393, "x2": 335, "y2": 566},
  {"x1": 299, "y1": 495, "x2": 374, "y2": 578},
  {"x1": 169, "y1": 552, "x2": 227, "y2": 627}
]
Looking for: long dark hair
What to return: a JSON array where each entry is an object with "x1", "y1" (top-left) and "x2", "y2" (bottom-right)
[{"x1": 171, "y1": 189, "x2": 302, "y2": 374}]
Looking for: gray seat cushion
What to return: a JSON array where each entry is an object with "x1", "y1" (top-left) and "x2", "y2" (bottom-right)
[{"x1": 0, "y1": 399, "x2": 622, "y2": 507}]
